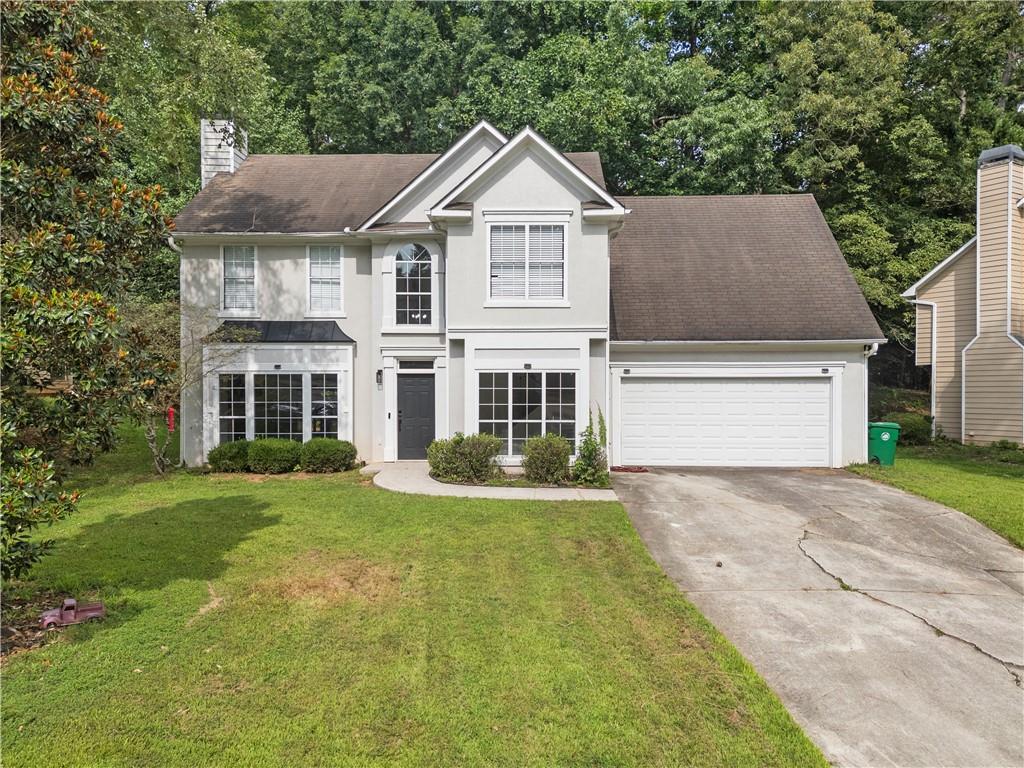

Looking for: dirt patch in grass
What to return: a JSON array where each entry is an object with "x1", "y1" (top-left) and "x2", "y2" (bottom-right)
[{"x1": 253, "y1": 551, "x2": 401, "y2": 606}]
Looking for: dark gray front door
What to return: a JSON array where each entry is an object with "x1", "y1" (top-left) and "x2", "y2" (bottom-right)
[{"x1": 397, "y1": 374, "x2": 435, "y2": 459}]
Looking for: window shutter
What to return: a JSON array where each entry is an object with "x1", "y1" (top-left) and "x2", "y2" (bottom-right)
[
  {"x1": 490, "y1": 225, "x2": 526, "y2": 298},
  {"x1": 527, "y1": 225, "x2": 564, "y2": 299}
]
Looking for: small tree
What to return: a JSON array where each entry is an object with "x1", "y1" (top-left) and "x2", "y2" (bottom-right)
[{"x1": 1, "y1": 1, "x2": 171, "y2": 578}]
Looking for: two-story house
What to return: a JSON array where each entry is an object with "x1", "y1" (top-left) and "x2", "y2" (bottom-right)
[
  {"x1": 902, "y1": 145, "x2": 1024, "y2": 444},
  {"x1": 174, "y1": 119, "x2": 884, "y2": 469}
]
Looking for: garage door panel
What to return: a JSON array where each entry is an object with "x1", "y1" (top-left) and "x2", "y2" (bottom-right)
[{"x1": 619, "y1": 376, "x2": 831, "y2": 467}]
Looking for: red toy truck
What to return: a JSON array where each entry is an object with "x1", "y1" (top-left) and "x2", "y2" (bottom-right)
[{"x1": 39, "y1": 598, "x2": 106, "y2": 629}]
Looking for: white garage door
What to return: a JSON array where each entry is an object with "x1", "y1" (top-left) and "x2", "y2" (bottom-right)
[{"x1": 619, "y1": 376, "x2": 832, "y2": 467}]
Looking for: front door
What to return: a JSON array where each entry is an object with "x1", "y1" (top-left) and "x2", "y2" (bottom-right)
[{"x1": 397, "y1": 374, "x2": 435, "y2": 459}]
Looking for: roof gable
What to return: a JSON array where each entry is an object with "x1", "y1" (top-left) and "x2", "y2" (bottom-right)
[
  {"x1": 358, "y1": 121, "x2": 507, "y2": 231},
  {"x1": 429, "y1": 127, "x2": 624, "y2": 218},
  {"x1": 901, "y1": 238, "x2": 977, "y2": 298}
]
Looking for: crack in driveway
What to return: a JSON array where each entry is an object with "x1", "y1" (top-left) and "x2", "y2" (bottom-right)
[{"x1": 797, "y1": 530, "x2": 1023, "y2": 688}]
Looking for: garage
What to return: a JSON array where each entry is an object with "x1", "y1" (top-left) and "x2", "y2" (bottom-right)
[{"x1": 617, "y1": 375, "x2": 833, "y2": 467}]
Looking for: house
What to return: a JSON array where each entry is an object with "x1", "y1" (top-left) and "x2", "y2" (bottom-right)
[
  {"x1": 174, "y1": 119, "x2": 884, "y2": 469},
  {"x1": 902, "y1": 145, "x2": 1024, "y2": 444}
]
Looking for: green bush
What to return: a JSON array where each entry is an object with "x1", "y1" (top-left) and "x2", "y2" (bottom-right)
[
  {"x1": 207, "y1": 440, "x2": 250, "y2": 472},
  {"x1": 248, "y1": 438, "x2": 301, "y2": 474},
  {"x1": 427, "y1": 432, "x2": 503, "y2": 483},
  {"x1": 300, "y1": 438, "x2": 357, "y2": 472},
  {"x1": 882, "y1": 412, "x2": 932, "y2": 446},
  {"x1": 990, "y1": 440, "x2": 1024, "y2": 465},
  {"x1": 522, "y1": 433, "x2": 572, "y2": 485},
  {"x1": 573, "y1": 411, "x2": 609, "y2": 487}
]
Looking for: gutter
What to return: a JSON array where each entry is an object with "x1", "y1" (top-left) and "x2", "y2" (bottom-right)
[
  {"x1": 609, "y1": 338, "x2": 888, "y2": 346},
  {"x1": 167, "y1": 235, "x2": 183, "y2": 254},
  {"x1": 909, "y1": 300, "x2": 938, "y2": 438}
]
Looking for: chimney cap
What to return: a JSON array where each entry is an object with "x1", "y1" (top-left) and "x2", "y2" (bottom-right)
[{"x1": 978, "y1": 144, "x2": 1024, "y2": 167}]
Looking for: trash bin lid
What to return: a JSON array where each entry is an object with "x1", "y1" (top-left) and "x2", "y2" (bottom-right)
[{"x1": 869, "y1": 422, "x2": 901, "y2": 429}]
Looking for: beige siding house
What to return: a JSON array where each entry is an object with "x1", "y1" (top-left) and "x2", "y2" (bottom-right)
[{"x1": 903, "y1": 145, "x2": 1024, "y2": 444}]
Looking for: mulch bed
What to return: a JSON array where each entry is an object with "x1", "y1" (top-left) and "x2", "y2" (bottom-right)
[{"x1": 1, "y1": 590, "x2": 63, "y2": 659}]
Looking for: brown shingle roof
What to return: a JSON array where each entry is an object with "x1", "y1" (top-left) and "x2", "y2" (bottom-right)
[
  {"x1": 174, "y1": 152, "x2": 605, "y2": 234},
  {"x1": 610, "y1": 196, "x2": 884, "y2": 342}
]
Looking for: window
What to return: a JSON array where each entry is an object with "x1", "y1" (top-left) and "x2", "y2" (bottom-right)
[
  {"x1": 479, "y1": 371, "x2": 576, "y2": 455},
  {"x1": 311, "y1": 374, "x2": 339, "y2": 438},
  {"x1": 218, "y1": 373, "x2": 246, "y2": 443},
  {"x1": 309, "y1": 246, "x2": 342, "y2": 313},
  {"x1": 395, "y1": 243, "x2": 431, "y2": 325},
  {"x1": 253, "y1": 373, "x2": 303, "y2": 441},
  {"x1": 223, "y1": 246, "x2": 255, "y2": 312},
  {"x1": 489, "y1": 224, "x2": 564, "y2": 300}
]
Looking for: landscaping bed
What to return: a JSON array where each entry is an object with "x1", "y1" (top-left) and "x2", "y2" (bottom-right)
[{"x1": 1, "y1": 427, "x2": 824, "y2": 767}]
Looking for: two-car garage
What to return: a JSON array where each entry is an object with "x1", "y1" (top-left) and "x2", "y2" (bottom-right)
[{"x1": 616, "y1": 374, "x2": 834, "y2": 467}]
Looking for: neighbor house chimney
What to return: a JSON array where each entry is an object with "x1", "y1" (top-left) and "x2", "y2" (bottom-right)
[
  {"x1": 976, "y1": 144, "x2": 1024, "y2": 338},
  {"x1": 200, "y1": 118, "x2": 248, "y2": 188}
]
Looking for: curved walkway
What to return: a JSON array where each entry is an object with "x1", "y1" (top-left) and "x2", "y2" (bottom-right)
[{"x1": 366, "y1": 461, "x2": 617, "y2": 501}]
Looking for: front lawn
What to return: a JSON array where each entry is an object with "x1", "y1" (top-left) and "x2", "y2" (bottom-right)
[
  {"x1": 849, "y1": 443, "x2": 1024, "y2": 548},
  {"x1": 1, "y1": 429, "x2": 823, "y2": 767}
]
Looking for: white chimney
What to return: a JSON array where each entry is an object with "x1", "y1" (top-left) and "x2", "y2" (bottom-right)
[{"x1": 200, "y1": 118, "x2": 248, "y2": 188}]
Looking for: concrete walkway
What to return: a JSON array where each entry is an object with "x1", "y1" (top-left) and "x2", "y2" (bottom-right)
[
  {"x1": 365, "y1": 461, "x2": 617, "y2": 501},
  {"x1": 615, "y1": 468, "x2": 1024, "y2": 768}
]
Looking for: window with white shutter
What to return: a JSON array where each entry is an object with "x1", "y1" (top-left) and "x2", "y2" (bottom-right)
[
  {"x1": 488, "y1": 223, "x2": 565, "y2": 300},
  {"x1": 308, "y1": 246, "x2": 342, "y2": 313},
  {"x1": 223, "y1": 246, "x2": 256, "y2": 312}
]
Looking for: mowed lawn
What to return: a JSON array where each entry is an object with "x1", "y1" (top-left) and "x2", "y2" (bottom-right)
[
  {"x1": 1, "y1": 431, "x2": 824, "y2": 768},
  {"x1": 849, "y1": 443, "x2": 1024, "y2": 548}
]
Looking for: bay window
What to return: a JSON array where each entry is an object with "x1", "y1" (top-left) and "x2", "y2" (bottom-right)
[
  {"x1": 479, "y1": 371, "x2": 576, "y2": 455},
  {"x1": 254, "y1": 373, "x2": 303, "y2": 440},
  {"x1": 214, "y1": 372, "x2": 343, "y2": 445},
  {"x1": 489, "y1": 224, "x2": 565, "y2": 300}
]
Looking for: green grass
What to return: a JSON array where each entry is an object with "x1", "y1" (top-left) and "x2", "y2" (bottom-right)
[
  {"x1": 1, "y1": 428, "x2": 824, "y2": 768},
  {"x1": 849, "y1": 443, "x2": 1024, "y2": 548}
]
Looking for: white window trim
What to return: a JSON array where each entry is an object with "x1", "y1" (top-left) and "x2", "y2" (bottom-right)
[
  {"x1": 305, "y1": 244, "x2": 346, "y2": 318},
  {"x1": 382, "y1": 240, "x2": 443, "y2": 334},
  {"x1": 485, "y1": 220, "x2": 570, "y2": 307},
  {"x1": 477, "y1": 369, "x2": 578, "y2": 457},
  {"x1": 218, "y1": 244, "x2": 260, "y2": 319}
]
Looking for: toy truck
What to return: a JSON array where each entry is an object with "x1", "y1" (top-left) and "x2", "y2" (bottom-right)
[{"x1": 39, "y1": 598, "x2": 105, "y2": 629}]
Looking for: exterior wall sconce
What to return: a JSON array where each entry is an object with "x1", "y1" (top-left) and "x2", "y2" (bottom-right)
[{"x1": 376, "y1": 369, "x2": 383, "y2": 385}]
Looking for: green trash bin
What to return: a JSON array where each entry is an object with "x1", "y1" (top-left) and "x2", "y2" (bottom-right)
[{"x1": 868, "y1": 422, "x2": 901, "y2": 465}]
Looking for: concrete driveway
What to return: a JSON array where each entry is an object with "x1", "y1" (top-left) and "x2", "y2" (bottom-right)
[{"x1": 615, "y1": 468, "x2": 1024, "y2": 768}]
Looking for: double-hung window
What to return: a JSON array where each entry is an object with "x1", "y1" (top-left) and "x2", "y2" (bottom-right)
[
  {"x1": 489, "y1": 224, "x2": 565, "y2": 300},
  {"x1": 478, "y1": 371, "x2": 576, "y2": 455},
  {"x1": 308, "y1": 246, "x2": 343, "y2": 314},
  {"x1": 223, "y1": 246, "x2": 256, "y2": 312},
  {"x1": 395, "y1": 243, "x2": 432, "y2": 325}
]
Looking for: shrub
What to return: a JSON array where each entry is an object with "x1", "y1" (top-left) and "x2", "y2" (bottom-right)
[
  {"x1": 207, "y1": 440, "x2": 250, "y2": 472},
  {"x1": 300, "y1": 438, "x2": 357, "y2": 472},
  {"x1": 990, "y1": 440, "x2": 1024, "y2": 465},
  {"x1": 522, "y1": 433, "x2": 572, "y2": 485},
  {"x1": 247, "y1": 438, "x2": 301, "y2": 474},
  {"x1": 882, "y1": 412, "x2": 932, "y2": 446},
  {"x1": 573, "y1": 411, "x2": 609, "y2": 487},
  {"x1": 427, "y1": 432, "x2": 503, "y2": 483}
]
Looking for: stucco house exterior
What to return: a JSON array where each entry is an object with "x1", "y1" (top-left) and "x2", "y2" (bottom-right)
[
  {"x1": 903, "y1": 145, "x2": 1024, "y2": 444},
  {"x1": 174, "y1": 119, "x2": 884, "y2": 469}
]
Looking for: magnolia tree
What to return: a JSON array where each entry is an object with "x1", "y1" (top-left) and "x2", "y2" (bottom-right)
[{"x1": 0, "y1": 1, "x2": 171, "y2": 578}]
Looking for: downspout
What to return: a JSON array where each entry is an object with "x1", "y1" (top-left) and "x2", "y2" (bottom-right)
[
  {"x1": 862, "y1": 342, "x2": 879, "y2": 461},
  {"x1": 909, "y1": 300, "x2": 938, "y2": 438}
]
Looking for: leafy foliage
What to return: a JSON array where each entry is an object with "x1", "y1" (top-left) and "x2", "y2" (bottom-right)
[
  {"x1": 522, "y1": 433, "x2": 572, "y2": 485},
  {"x1": 207, "y1": 439, "x2": 250, "y2": 473},
  {"x1": 573, "y1": 411, "x2": 610, "y2": 488},
  {"x1": 427, "y1": 433, "x2": 503, "y2": 484},
  {"x1": 247, "y1": 439, "x2": 301, "y2": 474},
  {"x1": 881, "y1": 412, "x2": 933, "y2": 446},
  {"x1": 1, "y1": 0, "x2": 171, "y2": 578},
  {"x1": 300, "y1": 439, "x2": 357, "y2": 473}
]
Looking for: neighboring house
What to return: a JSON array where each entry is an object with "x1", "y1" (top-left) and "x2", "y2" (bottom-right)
[
  {"x1": 903, "y1": 145, "x2": 1024, "y2": 444},
  {"x1": 174, "y1": 119, "x2": 883, "y2": 469}
]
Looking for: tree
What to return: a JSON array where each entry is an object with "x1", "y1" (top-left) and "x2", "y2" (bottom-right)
[{"x1": 1, "y1": 0, "x2": 171, "y2": 578}]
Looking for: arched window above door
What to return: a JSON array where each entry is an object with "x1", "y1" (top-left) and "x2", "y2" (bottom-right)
[{"x1": 395, "y1": 243, "x2": 432, "y2": 326}]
